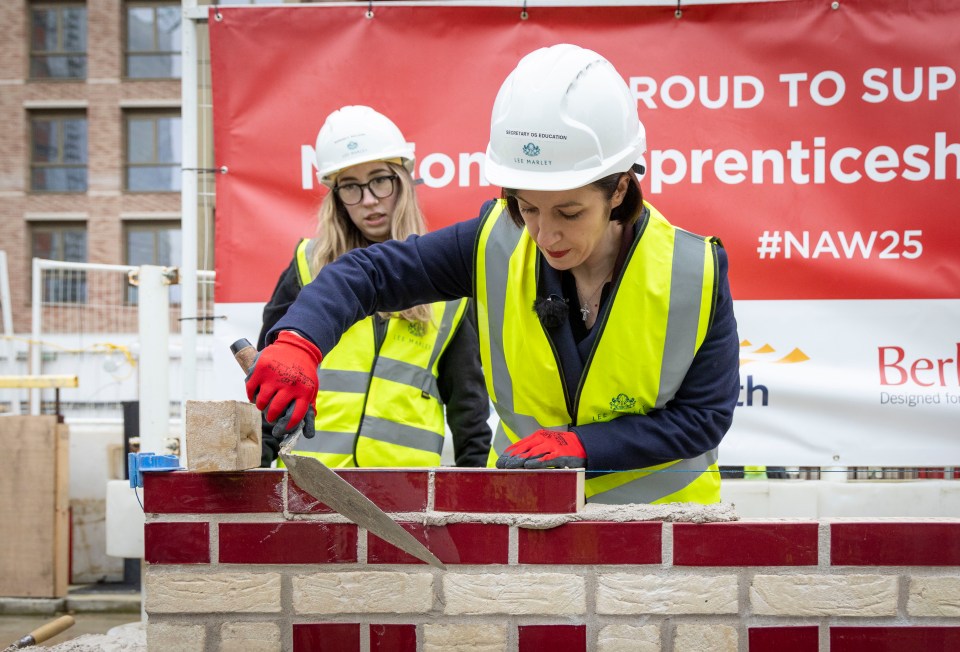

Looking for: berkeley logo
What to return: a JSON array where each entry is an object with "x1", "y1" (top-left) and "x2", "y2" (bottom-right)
[
  {"x1": 522, "y1": 142, "x2": 541, "y2": 157},
  {"x1": 407, "y1": 322, "x2": 427, "y2": 337},
  {"x1": 347, "y1": 141, "x2": 358, "y2": 151}
]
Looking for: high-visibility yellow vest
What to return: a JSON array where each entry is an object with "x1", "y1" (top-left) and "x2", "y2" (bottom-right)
[
  {"x1": 475, "y1": 200, "x2": 722, "y2": 504},
  {"x1": 283, "y1": 238, "x2": 468, "y2": 468}
]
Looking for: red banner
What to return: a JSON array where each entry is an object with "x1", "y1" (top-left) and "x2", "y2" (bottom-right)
[{"x1": 210, "y1": 0, "x2": 960, "y2": 304}]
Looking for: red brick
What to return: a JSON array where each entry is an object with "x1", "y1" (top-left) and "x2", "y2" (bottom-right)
[
  {"x1": 288, "y1": 470, "x2": 428, "y2": 514},
  {"x1": 293, "y1": 624, "x2": 360, "y2": 652},
  {"x1": 674, "y1": 522, "x2": 818, "y2": 566},
  {"x1": 433, "y1": 469, "x2": 580, "y2": 513},
  {"x1": 144, "y1": 522, "x2": 209, "y2": 564},
  {"x1": 370, "y1": 624, "x2": 416, "y2": 651},
  {"x1": 519, "y1": 624, "x2": 586, "y2": 652},
  {"x1": 143, "y1": 471, "x2": 284, "y2": 513},
  {"x1": 749, "y1": 626, "x2": 818, "y2": 651},
  {"x1": 831, "y1": 627, "x2": 960, "y2": 650},
  {"x1": 219, "y1": 522, "x2": 357, "y2": 564},
  {"x1": 831, "y1": 522, "x2": 960, "y2": 566},
  {"x1": 368, "y1": 523, "x2": 508, "y2": 565},
  {"x1": 519, "y1": 521, "x2": 661, "y2": 565}
]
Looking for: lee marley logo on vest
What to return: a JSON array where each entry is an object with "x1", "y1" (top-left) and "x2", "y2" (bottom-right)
[
  {"x1": 407, "y1": 322, "x2": 427, "y2": 337},
  {"x1": 610, "y1": 393, "x2": 637, "y2": 411}
]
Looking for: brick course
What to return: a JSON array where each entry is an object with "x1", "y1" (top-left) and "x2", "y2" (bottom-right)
[{"x1": 143, "y1": 470, "x2": 960, "y2": 651}]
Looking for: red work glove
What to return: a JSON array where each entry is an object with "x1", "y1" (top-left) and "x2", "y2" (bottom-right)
[
  {"x1": 245, "y1": 331, "x2": 322, "y2": 437},
  {"x1": 496, "y1": 429, "x2": 587, "y2": 470}
]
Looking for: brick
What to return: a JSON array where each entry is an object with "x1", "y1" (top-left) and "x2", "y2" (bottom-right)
[
  {"x1": 907, "y1": 576, "x2": 960, "y2": 617},
  {"x1": 293, "y1": 624, "x2": 360, "y2": 652},
  {"x1": 220, "y1": 522, "x2": 357, "y2": 564},
  {"x1": 596, "y1": 624, "x2": 660, "y2": 652},
  {"x1": 147, "y1": 623, "x2": 206, "y2": 652},
  {"x1": 443, "y1": 572, "x2": 585, "y2": 615},
  {"x1": 368, "y1": 523, "x2": 508, "y2": 565},
  {"x1": 293, "y1": 571, "x2": 433, "y2": 614},
  {"x1": 675, "y1": 623, "x2": 737, "y2": 652},
  {"x1": 751, "y1": 574, "x2": 897, "y2": 616},
  {"x1": 519, "y1": 624, "x2": 586, "y2": 652},
  {"x1": 832, "y1": 522, "x2": 960, "y2": 566},
  {"x1": 371, "y1": 624, "x2": 416, "y2": 652},
  {"x1": 145, "y1": 522, "x2": 210, "y2": 564},
  {"x1": 143, "y1": 471, "x2": 284, "y2": 513},
  {"x1": 289, "y1": 470, "x2": 428, "y2": 513},
  {"x1": 145, "y1": 571, "x2": 281, "y2": 613},
  {"x1": 423, "y1": 624, "x2": 507, "y2": 652},
  {"x1": 674, "y1": 522, "x2": 817, "y2": 566},
  {"x1": 185, "y1": 400, "x2": 261, "y2": 472},
  {"x1": 519, "y1": 521, "x2": 660, "y2": 565},
  {"x1": 831, "y1": 626, "x2": 960, "y2": 650},
  {"x1": 220, "y1": 622, "x2": 281, "y2": 652},
  {"x1": 596, "y1": 573, "x2": 738, "y2": 615},
  {"x1": 434, "y1": 469, "x2": 583, "y2": 513},
  {"x1": 748, "y1": 626, "x2": 819, "y2": 652}
]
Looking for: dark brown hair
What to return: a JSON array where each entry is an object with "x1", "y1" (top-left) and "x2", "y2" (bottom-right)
[{"x1": 501, "y1": 171, "x2": 644, "y2": 228}]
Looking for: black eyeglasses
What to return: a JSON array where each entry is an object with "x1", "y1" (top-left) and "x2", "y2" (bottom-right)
[{"x1": 334, "y1": 174, "x2": 398, "y2": 206}]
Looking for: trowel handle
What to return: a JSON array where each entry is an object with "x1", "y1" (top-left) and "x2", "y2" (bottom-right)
[
  {"x1": 6, "y1": 615, "x2": 76, "y2": 649},
  {"x1": 230, "y1": 338, "x2": 257, "y2": 375}
]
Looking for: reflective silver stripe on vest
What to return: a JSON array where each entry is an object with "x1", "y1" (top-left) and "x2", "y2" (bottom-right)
[
  {"x1": 373, "y1": 357, "x2": 440, "y2": 401},
  {"x1": 316, "y1": 369, "x2": 369, "y2": 394},
  {"x1": 655, "y1": 229, "x2": 707, "y2": 409},
  {"x1": 296, "y1": 430, "x2": 357, "y2": 455},
  {"x1": 360, "y1": 416, "x2": 444, "y2": 455},
  {"x1": 593, "y1": 448, "x2": 719, "y2": 504},
  {"x1": 484, "y1": 213, "x2": 552, "y2": 451}
]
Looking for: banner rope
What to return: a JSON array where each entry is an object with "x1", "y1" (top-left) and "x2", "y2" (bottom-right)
[
  {"x1": 675, "y1": 0, "x2": 682, "y2": 19},
  {"x1": 521, "y1": 0, "x2": 529, "y2": 21}
]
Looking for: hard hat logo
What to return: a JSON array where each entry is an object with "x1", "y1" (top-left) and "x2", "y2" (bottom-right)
[
  {"x1": 483, "y1": 44, "x2": 646, "y2": 191},
  {"x1": 346, "y1": 141, "x2": 359, "y2": 151}
]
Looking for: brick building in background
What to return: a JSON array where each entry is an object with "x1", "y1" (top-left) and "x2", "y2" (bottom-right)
[{"x1": 0, "y1": 1, "x2": 198, "y2": 336}]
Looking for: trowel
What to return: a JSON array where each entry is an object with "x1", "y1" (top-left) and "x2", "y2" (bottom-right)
[{"x1": 231, "y1": 338, "x2": 445, "y2": 569}]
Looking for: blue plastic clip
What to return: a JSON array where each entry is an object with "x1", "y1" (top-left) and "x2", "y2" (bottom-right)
[{"x1": 128, "y1": 452, "x2": 182, "y2": 488}]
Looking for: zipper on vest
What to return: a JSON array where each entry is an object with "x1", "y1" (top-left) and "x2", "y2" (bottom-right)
[{"x1": 354, "y1": 315, "x2": 388, "y2": 465}]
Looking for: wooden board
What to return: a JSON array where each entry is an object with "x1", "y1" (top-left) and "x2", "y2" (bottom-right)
[{"x1": 0, "y1": 416, "x2": 70, "y2": 597}]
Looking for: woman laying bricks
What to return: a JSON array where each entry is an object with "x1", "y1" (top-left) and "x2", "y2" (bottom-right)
[{"x1": 247, "y1": 45, "x2": 740, "y2": 504}]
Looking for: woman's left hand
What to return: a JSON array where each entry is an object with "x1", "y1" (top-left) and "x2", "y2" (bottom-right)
[{"x1": 496, "y1": 429, "x2": 587, "y2": 469}]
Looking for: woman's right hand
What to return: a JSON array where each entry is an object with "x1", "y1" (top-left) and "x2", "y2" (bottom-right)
[{"x1": 245, "y1": 331, "x2": 322, "y2": 438}]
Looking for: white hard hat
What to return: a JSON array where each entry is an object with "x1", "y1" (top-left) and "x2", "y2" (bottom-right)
[
  {"x1": 484, "y1": 44, "x2": 646, "y2": 191},
  {"x1": 315, "y1": 106, "x2": 416, "y2": 188}
]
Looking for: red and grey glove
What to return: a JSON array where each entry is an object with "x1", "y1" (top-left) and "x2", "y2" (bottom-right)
[
  {"x1": 245, "y1": 331, "x2": 322, "y2": 439},
  {"x1": 496, "y1": 429, "x2": 587, "y2": 470}
]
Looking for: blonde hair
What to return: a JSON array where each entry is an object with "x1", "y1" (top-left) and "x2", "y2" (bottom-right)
[{"x1": 309, "y1": 161, "x2": 433, "y2": 324}]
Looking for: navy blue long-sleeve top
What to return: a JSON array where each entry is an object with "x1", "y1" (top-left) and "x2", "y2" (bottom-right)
[{"x1": 272, "y1": 200, "x2": 741, "y2": 473}]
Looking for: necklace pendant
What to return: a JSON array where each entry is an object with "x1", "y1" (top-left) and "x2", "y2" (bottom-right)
[{"x1": 580, "y1": 306, "x2": 590, "y2": 321}]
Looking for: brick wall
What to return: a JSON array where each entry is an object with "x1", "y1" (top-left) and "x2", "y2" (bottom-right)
[{"x1": 143, "y1": 469, "x2": 960, "y2": 651}]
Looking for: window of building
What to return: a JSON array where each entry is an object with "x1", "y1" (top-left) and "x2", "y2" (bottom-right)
[
  {"x1": 125, "y1": 221, "x2": 182, "y2": 303},
  {"x1": 125, "y1": 111, "x2": 181, "y2": 191},
  {"x1": 31, "y1": 222, "x2": 88, "y2": 303},
  {"x1": 30, "y1": 111, "x2": 88, "y2": 192},
  {"x1": 125, "y1": 2, "x2": 181, "y2": 79},
  {"x1": 30, "y1": 3, "x2": 87, "y2": 79}
]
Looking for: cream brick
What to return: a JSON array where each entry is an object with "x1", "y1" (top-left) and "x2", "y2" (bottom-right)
[
  {"x1": 443, "y1": 572, "x2": 585, "y2": 616},
  {"x1": 751, "y1": 574, "x2": 897, "y2": 616},
  {"x1": 423, "y1": 624, "x2": 507, "y2": 652},
  {"x1": 908, "y1": 576, "x2": 960, "y2": 617},
  {"x1": 675, "y1": 623, "x2": 738, "y2": 652},
  {"x1": 185, "y1": 400, "x2": 261, "y2": 472},
  {"x1": 146, "y1": 572, "x2": 282, "y2": 614},
  {"x1": 293, "y1": 571, "x2": 433, "y2": 614},
  {"x1": 147, "y1": 623, "x2": 206, "y2": 652},
  {"x1": 597, "y1": 624, "x2": 661, "y2": 652},
  {"x1": 220, "y1": 622, "x2": 281, "y2": 652},
  {"x1": 596, "y1": 573, "x2": 738, "y2": 615}
]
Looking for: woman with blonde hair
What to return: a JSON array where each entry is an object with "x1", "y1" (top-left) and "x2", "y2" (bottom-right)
[{"x1": 256, "y1": 105, "x2": 492, "y2": 469}]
